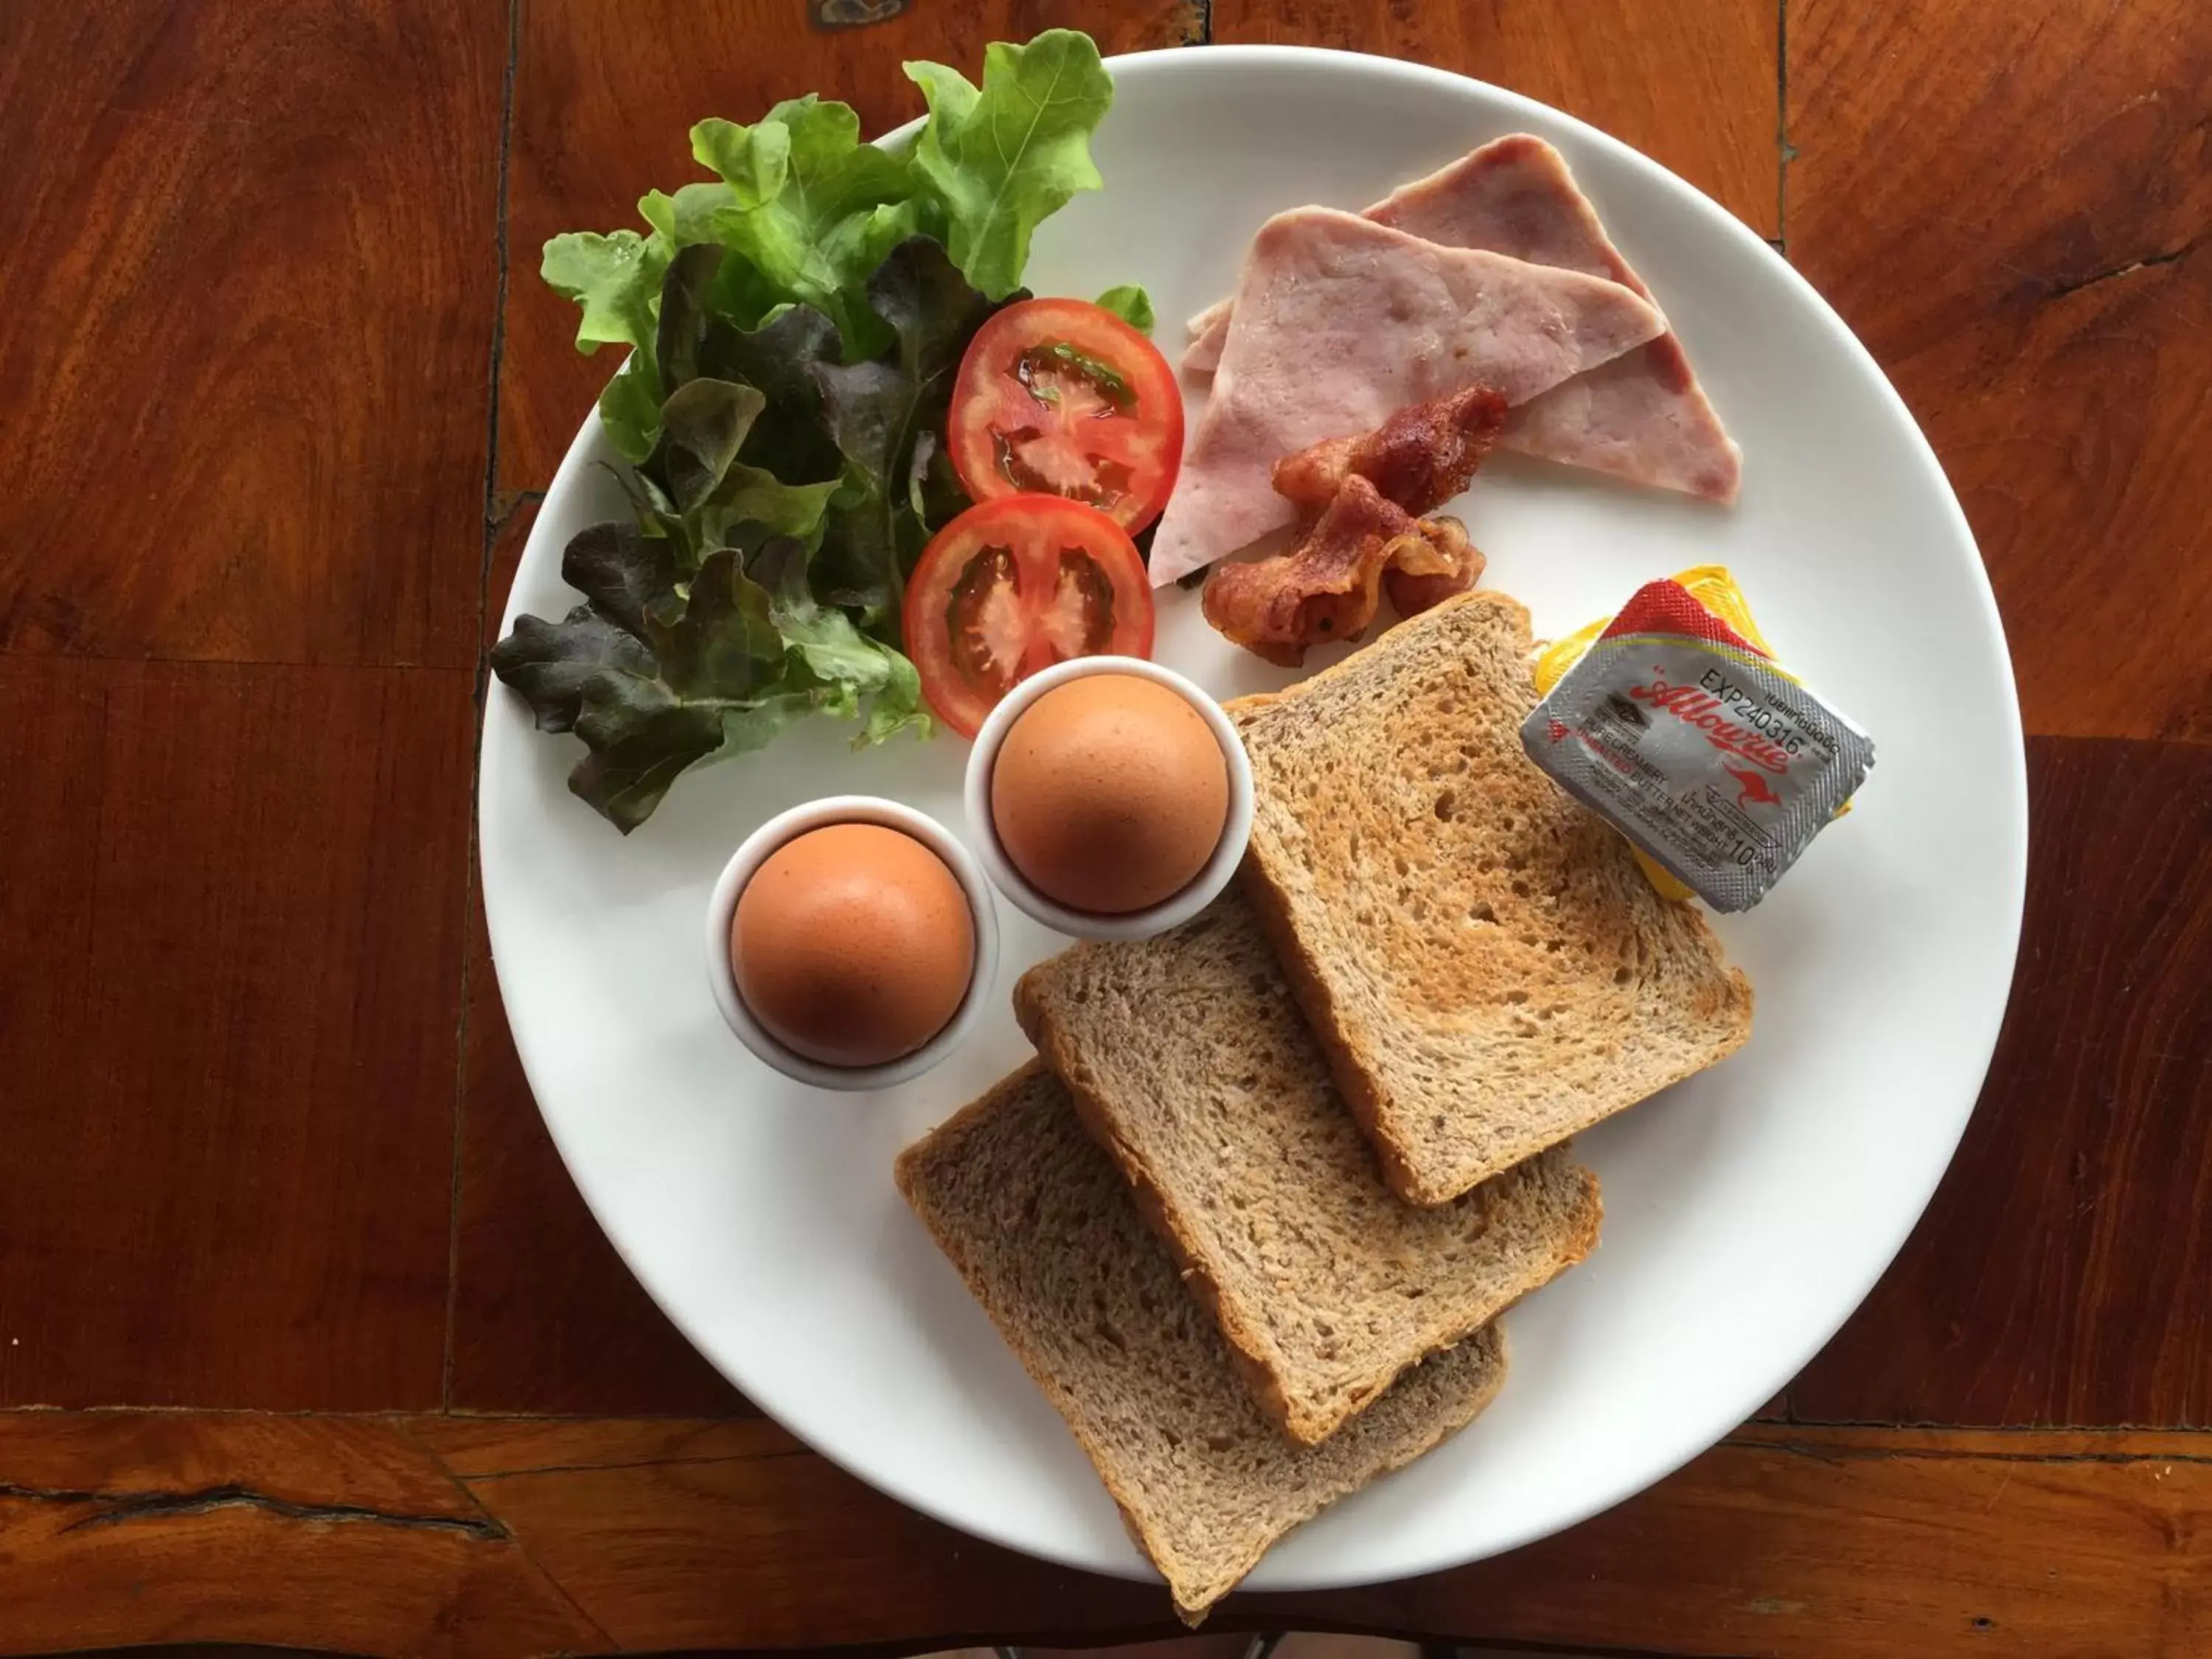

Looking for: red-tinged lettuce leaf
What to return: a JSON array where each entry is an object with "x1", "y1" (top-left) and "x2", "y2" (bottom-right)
[
  {"x1": 641, "y1": 547, "x2": 785, "y2": 697},
  {"x1": 655, "y1": 243, "x2": 727, "y2": 396},
  {"x1": 640, "y1": 376, "x2": 840, "y2": 561},
  {"x1": 716, "y1": 302, "x2": 845, "y2": 484},
  {"x1": 567, "y1": 673, "x2": 815, "y2": 833},
  {"x1": 561, "y1": 521, "x2": 677, "y2": 639},
  {"x1": 492, "y1": 532, "x2": 924, "y2": 832},
  {"x1": 653, "y1": 378, "x2": 766, "y2": 513},
  {"x1": 490, "y1": 606, "x2": 659, "y2": 737},
  {"x1": 493, "y1": 547, "x2": 788, "y2": 832},
  {"x1": 810, "y1": 237, "x2": 1009, "y2": 625},
  {"x1": 657, "y1": 246, "x2": 846, "y2": 487}
]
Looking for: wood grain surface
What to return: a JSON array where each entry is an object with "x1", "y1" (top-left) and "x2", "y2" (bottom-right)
[
  {"x1": 1786, "y1": 0, "x2": 2212, "y2": 742},
  {"x1": 0, "y1": 658, "x2": 473, "y2": 1410},
  {"x1": 1, "y1": 0, "x2": 2208, "y2": 1649},
  {"x1": 2, "y1": 1413, "x2": 2206, "y2": 1657},
  {"x1": 0, "y1": 0, "x2": 502, "y2": 668}
]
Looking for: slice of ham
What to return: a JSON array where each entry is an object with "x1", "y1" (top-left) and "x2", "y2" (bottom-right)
[
  {"x1": 1183, "y1": 296, "x2": 1234, "y2": 358},
  {"x1": 1147, "y1": 206, "x2": 1663, "y2": 586},
  {"x1": 1180, "y1": 134, "x2": 1742, "y2": 505}
]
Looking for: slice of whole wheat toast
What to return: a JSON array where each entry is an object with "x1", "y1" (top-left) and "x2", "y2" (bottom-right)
[
  {"x1": 895, "y1": 1063, "x2": 1509, "y2": 1624},
  {"x1": 1017, "y1": 888, "x2": 1599, "y2": 1445},
  {"x1": 1228, "y1": 588, "x2": 1753, "y2": 1206}
]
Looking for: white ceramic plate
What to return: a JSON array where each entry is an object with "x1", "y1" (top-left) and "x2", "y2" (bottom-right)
[{"x1": 481, "y1": 46, "x2": 2026, "y2": 1593}]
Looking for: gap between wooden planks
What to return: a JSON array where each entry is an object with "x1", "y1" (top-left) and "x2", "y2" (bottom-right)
[{"x1": 0, "y1": 1413, "x2": 2203, "y2": 1658}]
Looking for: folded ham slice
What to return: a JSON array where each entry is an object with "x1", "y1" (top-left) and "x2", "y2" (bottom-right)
[
  {"x1": 1147, "y1": 206, "x2": 1663, "y2": 586},
  {"x1": 1181, "y1": 134, "x2": 1742, "y2": 507}
]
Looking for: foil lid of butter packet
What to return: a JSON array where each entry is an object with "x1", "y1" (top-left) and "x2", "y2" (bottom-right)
[{"x1": 1520, "y1": 574, "x2": 1874, "y2": 913}]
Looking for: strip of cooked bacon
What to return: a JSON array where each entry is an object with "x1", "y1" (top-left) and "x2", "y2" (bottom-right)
[
  {"x1": 1271, "y1": 386, "x2": 1509, "y2": 518},
  {"x1": 1382, "y1": 512, "x2": 1485, "y2": 618},
  {"x1": 1202, "y1": 390, "x2": 1500, "y2": 666},
  {"x1": 1202, "y1": 479, "x2": 1488, "y2": 667}
]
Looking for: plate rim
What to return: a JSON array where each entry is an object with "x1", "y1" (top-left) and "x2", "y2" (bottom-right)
[{"x1": 479, "y1": 41, "x2": 2029, "y2": 1592}]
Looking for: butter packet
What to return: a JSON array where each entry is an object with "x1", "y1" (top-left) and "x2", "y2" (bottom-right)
[{"x1": 1520, "y1": 568, "x2": 1874, "y2": 912}]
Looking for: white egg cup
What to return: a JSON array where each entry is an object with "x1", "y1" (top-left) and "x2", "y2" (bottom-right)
[
  {"x1": 961, "y1": 655, "x2": 1256, "y2": 942},
  {"x1": 704, "y1": 796, "x2": 1001, "y2": 1092}
]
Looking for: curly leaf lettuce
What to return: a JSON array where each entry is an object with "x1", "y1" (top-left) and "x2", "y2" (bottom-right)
[
  {"x1": 492, "y1": 529, "x2": 928, "y2": 832},
  {"x1": 689, "y1": 116, "x2": 793, "y2": 209},
  {"x1": 903, "y1": 30, "x2": 1114, "y2": 299},
  {"x1": 541, "y1": 229, "x2": 669, "y2": 355},
  {"x1": 689, "y1": 97, "x2": 915, "y2": 352},
  {"x1": 513, "y1": 30, "x2": 1137, "y2": 830},
  {"x1": 544, "y1": 231, "x2": 677, "y2": 462},
  {"x1": 493, "y1": 237, "x2": 995, "y2": 831}
]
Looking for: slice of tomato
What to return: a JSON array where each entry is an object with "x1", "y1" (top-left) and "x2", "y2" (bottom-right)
[
  {"x1": 947, "y1": 298, "x2": 1184, "y2": 535},
  {"x1": 903, "y1": 495, "x2": 1155, "y2": 738}
]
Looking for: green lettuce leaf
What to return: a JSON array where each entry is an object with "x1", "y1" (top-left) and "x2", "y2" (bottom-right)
[
  {"x1": 595, "y1": 356, "x2": 665, "y2": 465},
  {"x1": 694, "y1": 465, "x2": 841, "y2": 552},
  {"x1": 692, "y1": 97, "x2": 914, "y2": 350},
  {"x1": 860, "y1": 647, "x2": 929, "y2": 745},
  {"x1": 690, "y1": 116, "x2": 793, "y2": 209},
  {"x1": 1094, "y1": 283, "x2": 1155, "y2": 332},
  {"x1": 542, "y1": 229, "x2": 669, "y2": 354},
  {"x1": 903, "y1": 30, "x2": 1114, "y2": 298},
  {"x1": 752, "y1": 541, "x2": 929, "y2": 745},
  {"x1": 548, "y1": 229, "x2": 676, "y2": 462}
]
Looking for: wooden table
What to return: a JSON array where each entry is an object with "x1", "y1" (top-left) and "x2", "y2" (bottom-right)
[{"x1": 4, "y1": 1, "x2": 2207, "y2": 1654}]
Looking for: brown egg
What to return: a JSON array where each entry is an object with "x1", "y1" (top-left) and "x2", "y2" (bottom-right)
[
  {"x1": 991, "y1": 674, "x2": 1230, "y2": 915},
  {"x1": 732, "y1": 823, "x2": 975, "y2": 1069}
]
